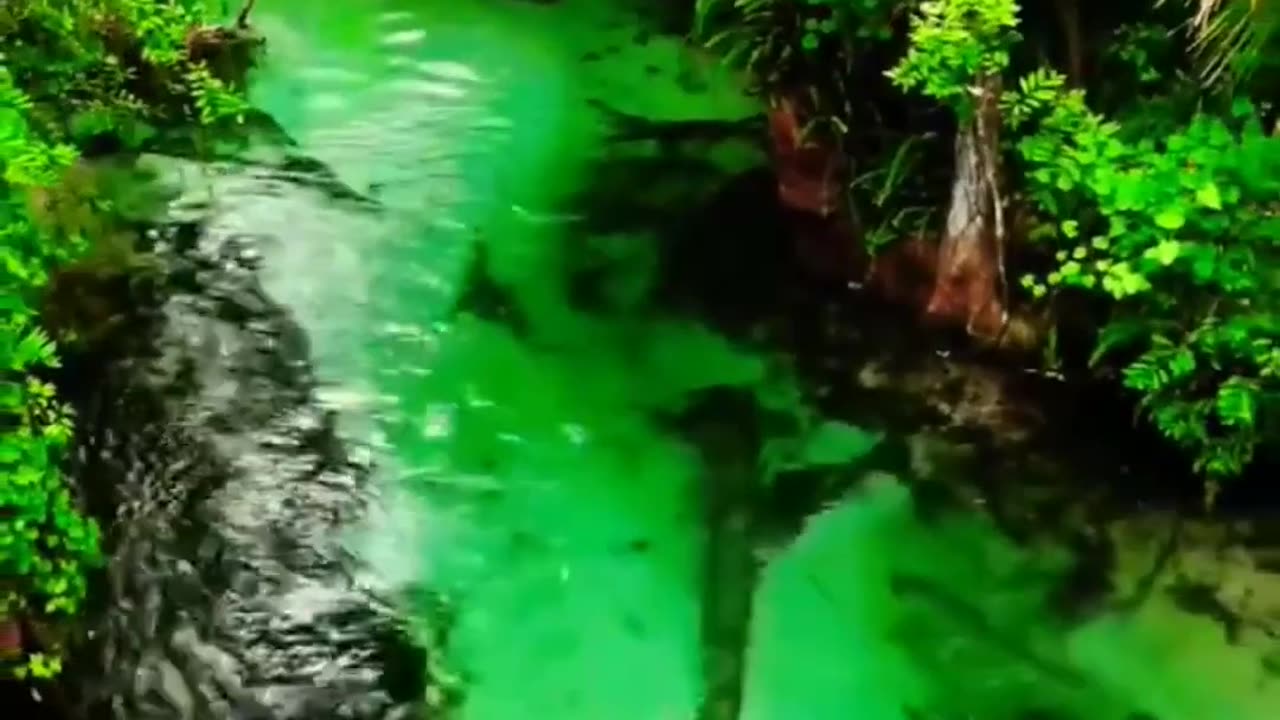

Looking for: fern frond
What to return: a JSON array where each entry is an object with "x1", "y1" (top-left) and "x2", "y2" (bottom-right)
[{"x1": 1160, "y1": 0, "x2": 1280, "y2": 84}]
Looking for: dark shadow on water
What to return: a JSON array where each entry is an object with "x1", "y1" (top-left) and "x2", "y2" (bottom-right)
[
  {"x1": 550, "y1": 129, "x2": 1277, "y2": 719},
  {"x1": 646, "y1": 155, "x2": 1280, "y2": 519}
]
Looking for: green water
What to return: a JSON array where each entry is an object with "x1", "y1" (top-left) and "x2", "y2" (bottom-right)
[{"x1": 228, "y1": 1, "x2": 1276, "y2": 718}]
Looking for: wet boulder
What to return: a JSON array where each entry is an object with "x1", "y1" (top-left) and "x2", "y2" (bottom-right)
[{"x1": 43, "y1": 216, "x2": 425, "y2": 719}]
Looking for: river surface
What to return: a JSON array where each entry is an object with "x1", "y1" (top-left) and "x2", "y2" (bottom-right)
[{"x1": 124, "y1": 0, "x2": 1278, "y2": 718}]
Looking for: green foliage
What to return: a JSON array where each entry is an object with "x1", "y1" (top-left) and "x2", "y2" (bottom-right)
[
  {"x1": 187, "y1": 62, "x2": 250, "y2": 125},
  {"x1": 698, "y1": 0, "x2": 1280, "y2": 489},
  {"x1": 1160, "y1": 0, "x2": 1280, "y2": 85},
  {"x1": 1, "y1": 0, "x2": 251, "y2": 139},
  {"x1": 1103, "y1": 23, "x2": 1176, "y2": 91},
  {"x1": 1, "y1": 0, "x2": 254, "y2": 679},
  {"x1": 881, "y1": 0, "x2": 1280, "y2": 487},
  {"x1": 886, "y1": 0, "x2": 1019, "y2": 117},
  {"x1": 0, "y1": 66, "x2": 101, "y2": 681},
  {"x1": 1011, "y1": 70, "x2": 1280, "y2": 483},
  {"x1": 694, "y1": 0, "x2": 898, "y2": 128},
  {"x1": 9, "y1": 651, "x2": 62, "y2": 679},
  {"x1": 696, "y1": 0, "x2": 897, "y2": 69},
  {"x1": 697, "y1": 0, "x2": 944, "y2": 256}
]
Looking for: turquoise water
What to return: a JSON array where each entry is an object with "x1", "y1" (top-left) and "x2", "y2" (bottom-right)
[{"x1": 199, "y1": 0, "x2": 1280, "y2": 718}]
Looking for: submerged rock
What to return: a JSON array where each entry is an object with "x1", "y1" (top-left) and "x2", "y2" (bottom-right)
[{"x1": 47, "y1": 217, "x2": 424, "y2": 719}]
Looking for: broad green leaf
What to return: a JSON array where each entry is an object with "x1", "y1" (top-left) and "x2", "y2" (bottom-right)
[
  {"x1": 1154, "y1": 207, "x2": 1186, "y2": 230},
  {"x1": 1216, "y1": 378, "x2": 1257, "y2": 428},
  {"x1": 1144, "y1": 240, "x2": 1181, "y2": 266},
  {"x1": 1195, "y1": 182, "x2": 1222, "y2": 210},
  {"x1": 1090, "y1": 319, "x2": 1152, "y2": 366}
]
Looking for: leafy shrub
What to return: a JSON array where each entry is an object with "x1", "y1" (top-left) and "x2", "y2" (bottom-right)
[
  {"x1": 2, "y1": 0, "x2": 251, "y2": 140},
  {"x1": 887, "y1": 0, "x2": 1280, "y2": 489},
  {"x1": 1011, "y1": 80, "x2": 1280, "y2": 487},
  {"x1": 886, "y1": 0, "x2": 1019, "y2": 117},
  {"x1": 1, "y1": 65, "x2": 101, "y2": 681},
  {"x1": 1, "y1": 0, "x2": 254, "y2": 678},
  {"x1": 695, "y1": 0, "x2": 899, "y2": 132},
  {"x1": 698, "y1": 0, "x2": 941, "y2": 249}
]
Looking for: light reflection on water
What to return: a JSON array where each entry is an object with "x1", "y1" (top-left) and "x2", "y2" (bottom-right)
[{"x1": 162, "y1": 1, "x2": 1280, "y2": 719}]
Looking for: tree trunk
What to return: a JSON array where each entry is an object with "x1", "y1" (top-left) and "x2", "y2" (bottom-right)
[
  {"x1": 0, "y1": 618, "x2": 20, "y2": 658},
  {"x1": 925, "y1": 74, "x2": 1008, "y2": 340},
  {"x1": 766, "y1": 96, "x2": 844, "y2": 217},
  {"x1": 1052, "y1": 0, "x2": 1084, "y2": 86}
]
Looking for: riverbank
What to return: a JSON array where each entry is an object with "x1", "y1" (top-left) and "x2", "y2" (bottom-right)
[
  {"x1": 656, "y1": 156, "x2": 1280, "y2": 716},
  {"x1": 1, "y1": 0, "x2": 267, "y2": 685}
]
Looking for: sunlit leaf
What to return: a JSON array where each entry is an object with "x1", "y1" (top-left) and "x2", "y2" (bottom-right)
[
  {"x1": 1195, "y1": 181, "x2": 1223, "y2": 209},
  {"x1": 1154, "y1": 207, "x2": 1187, "y2": 230}
]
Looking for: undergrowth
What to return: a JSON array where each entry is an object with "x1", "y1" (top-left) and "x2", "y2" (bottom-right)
[
  {"x1": 891, "y1": 0, "x2": 1280, "y2": 494},
  {"x1": 1, "y1": 0, "x2": 254, "y2": 679},
  {"x1": 700, "y1": 0, "x2": 1280, "y2": 494}
]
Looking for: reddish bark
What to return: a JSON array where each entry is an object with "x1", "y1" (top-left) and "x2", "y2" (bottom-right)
[
  {"x1": 925, "y1": 77, "x2": 1007, "y2": 339},
  {"x1": 0, "y1": 618, "x2": 20, "y2": 657},
  {"x1": 767, "y1": 94, "x2": 867, "y2": 281},
  {"x1": 766, "y1": 84, "x2": 1011, "y2": 343},
  {"x1": 1052, "y1": 0, "x2": 1084, "y2": 86},
  {"x1": 866, "y1": 235, "x2": 939, "y2": 309},
  {"x1": 766, "y1": 97, "x2": 845, "y2": 217}
]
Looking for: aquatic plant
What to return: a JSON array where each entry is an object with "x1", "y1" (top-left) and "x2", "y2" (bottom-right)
[{"x1": 1, "y1": 0, "x2": 257, "y2": 679}]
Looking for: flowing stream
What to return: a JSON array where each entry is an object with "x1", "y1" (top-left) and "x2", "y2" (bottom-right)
[{"x1": 69, "y1": 0, "x2": 1280, "y2": 719}]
